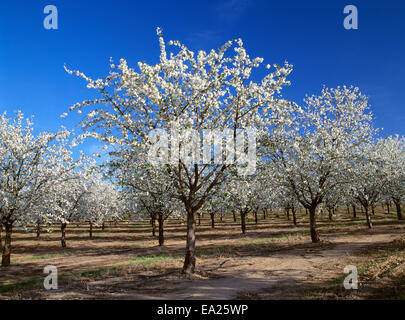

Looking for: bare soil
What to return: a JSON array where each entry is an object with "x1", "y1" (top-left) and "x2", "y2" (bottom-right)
[{"x1": 0, "y1": 208, "x2": 404, "y2": 300}]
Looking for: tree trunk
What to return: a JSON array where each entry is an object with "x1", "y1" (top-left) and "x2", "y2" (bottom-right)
[
  {"x1": 263, "y1": 209, "x2": 266, "y2": 220},
  {"x1": 305, "y1": 208, "x2": 309, "y2": 216},
  {"x1": 371, "y1": 205, "x2": 375, "y2": 216},
  {"x1": 158, "y1": 213, "x2": 164, "y2": 246},
  {"x1": 309, "y1": 206, "x2": 320, "y2": 243},
  {"x1": 210, "y1": 213, "x2": 215, "y2": 229},
  {"x1": 61, "y1": 223, "x2": 67, "y2": 248},
  {"x1": 386, "y1": 202, "x2": 390, "y2": 214},
  {"x1": 292, "y1": 207, "x2": 297, "y2": 226},
  {"x1": 286, "y1": 208, "x2": 290, "y2": 220},
  {"x1": 254, "y1": 210, "x2": 258, "y2": 224},
  {"x1": 347, "y1": 206, "x2": 350, "y2": 215},
  {"x1": 394, "y1": 200, "x2": 403, "y2": 220},
  {"x1": 241, "y1": 211, "x2": 246, "y2": 234},
  {"x1": 182, "y1": 208, "x2": 197, "y2": 275},
  {"x1": 102, "y1": 222, "x2": 105, "y2": 231},
  {"x1": 36, "y1": 223, "x2": 41, "y2": 239},
  {"x1": 151, "y1": 214, "x2": 156, "y2": 237},
  {"x1": 198, "y1": 213, "x2": 201, "y2": 226},
  {"x1": 89, "y1": 222, "x2": 93, "y2": 238},
  {"x1": 328, "y1": 208, "x2": 333, "y2": 221},
  {"x1": 1, "y1": 222, "x2": 12, "y2": 267},
  {"x1": 232, "y1": 210, "x2": 237, "y2": 222},
  {"x1": 364, "y1": 206, "x2": 373, "y2": 228},
  {"x1": 352, "y1": 204, "x2": 357, "y2": 218},
  {"x1": 0, "y1": 223, "x2": 2, "y2": 251}
]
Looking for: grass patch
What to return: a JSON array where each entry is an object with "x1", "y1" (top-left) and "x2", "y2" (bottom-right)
[
  {"x1": 73, "y1": 254, "x2": 176, "y2": 279},
  {"x1": 0, "y1": 279, "x2": 42, "y2": 294},
  {"x1": 12, "y1": 252, "x2": 71, "y2": 263},
  {"x1": 329, "y1": 267, "x2": 365, "y2": 285}
]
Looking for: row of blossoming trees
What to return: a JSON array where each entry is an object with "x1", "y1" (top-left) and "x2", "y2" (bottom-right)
[{"x1": 1, "y1": 29, "x2": 404, "y2": 273}]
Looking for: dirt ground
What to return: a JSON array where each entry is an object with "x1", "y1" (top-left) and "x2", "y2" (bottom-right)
[{"x1": 0, "y1": 207, "x2": 404, "y2": 300}]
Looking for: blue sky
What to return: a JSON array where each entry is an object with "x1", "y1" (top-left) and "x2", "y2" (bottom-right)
[{"x1": 0, "y1": 0, "x2": 404, "y2": 156}]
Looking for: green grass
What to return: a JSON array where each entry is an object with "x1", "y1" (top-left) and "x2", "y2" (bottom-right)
[
  {"x1": 73, "y1": 254, "x2": 176, "y2": 279},
  {"x1": 329, "y1": 267, "x2": 365, "y2": 284},
  {"x1": 0, "y1": 279, "x2": 42, "y2": 294},
  {"x1": 12, "y1": 252, "x2": 71, "y2": 263}
]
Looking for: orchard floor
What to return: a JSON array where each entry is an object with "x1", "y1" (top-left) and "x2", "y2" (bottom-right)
[{"x1": 1, "y1": 208, "x2": 405, "y2": 300}]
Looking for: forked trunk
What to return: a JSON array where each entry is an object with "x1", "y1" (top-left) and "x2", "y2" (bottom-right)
[
  {"x1": 158, "y1": 213, "x2": 164, "y2": 246},
  {"x1": 292, "y1": 207, "x2": 297, "y2": 226},
  {"x1": 364, "y1": 206, "x2": 373, "y2": 228},
  {"x1": 352, "y1": 205, "x2": 357, "y2": 218},
  {"x1": 61, "y1": 223, "x2": 67, "y2": 248},
  {"x1": 241, "y1": 211, "x2": 246, "y2": 234},
  {"x1": 1, "y1": 222, "x2": 12, "y2": 267},
  {"x1": 309, "y1": 206, "x2": 320, "y2": 243},
  {"x1": 182, "y1": 208, "x2": 197, "y2": 275},
  {"x1": 394, "y1": 200, "x2": 403, "y2": 220}
]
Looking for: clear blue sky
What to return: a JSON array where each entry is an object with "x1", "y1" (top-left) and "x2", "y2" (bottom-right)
[{"x1": 0, "y1": 0, "x2": 404, "y2": 155}]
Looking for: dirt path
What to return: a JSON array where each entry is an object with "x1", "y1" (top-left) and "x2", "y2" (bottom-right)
[{"x1": 64, "y1": 224, "x2": 402, "y2": 300}]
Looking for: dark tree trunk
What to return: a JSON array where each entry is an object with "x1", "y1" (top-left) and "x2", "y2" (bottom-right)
[
  {"x1": 241, "y1": 211, "x2": 246, "y2": 234},
  {"x1": 263, "y1": 209, "x2": 266, "y2": 220},
  {"x1": 352, "y1": 204, "x2": 357, "y2": 218},
  {"x1": 182, "y1": 208, "x2": 197, "y2": 275},
  {"x1": 292, "y1": 207, "x2": 297, "y2": 226},
  {"x1": 36, "y1": 223, "x2": 41, "y2": 239},
  {"x1": 232, "y1": 210, "x2": 237, "y2": 222},
  {"x1": 347, "y1": 206, "x2": 350, "y2": 215},
  {"x1": 394, "y1": 200, "x2": 403, "y2": 220},
  {"x1": 309, "y1": 206, "x2": 320, "y2": 243},
  {"x1": 286, "y1": 208, "x2": 290, "y2": 220},
  {"x1": 89, "y1": 222, "x2": 93, "y2": 238},
  {"x1": 210, "y1": 213, "x2": 215, "y2": 229},
  {"x1": 305, "y1": 208, "x2": 309, "y2": 215},
  {"x1": 371, "y1": 205, "x2": 375, "y2": 216},
  {"x1": 197, "y1": 213, "x2": 201, "y2": 226},
  {"x1": 1, "y1": 222, "x2": 12, "y2": 267},
  {"x1": 328, "y1": 208, "x2": 333, "y2": 221},
  {"x1": 61, "y1": 223, "x2": 67, "y2": 248},
  {"x1": 364, "y1": 206, "x2": 373, "y2": 228},
  {"x1": 386, "y1": 202, "x2": 390, "y2": 214},
  {"x1": 220, "y1": 215, "x2": 223, "y2": 222},
  {"x1": 151, "y1": 214, "x2": 156, "y2": 237},
  {"x1": 102, "y1": 222, "x2": 105, "y2": 231},
  {"x1": 0, "y1": 223, "x2": 2, "y2": 251},
  {"x1": 254, "y1": 210, "x2": 258, "y2": 224},
  {"x1": 158, "y1": 213, "x2": 164, "y2": 246}
]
